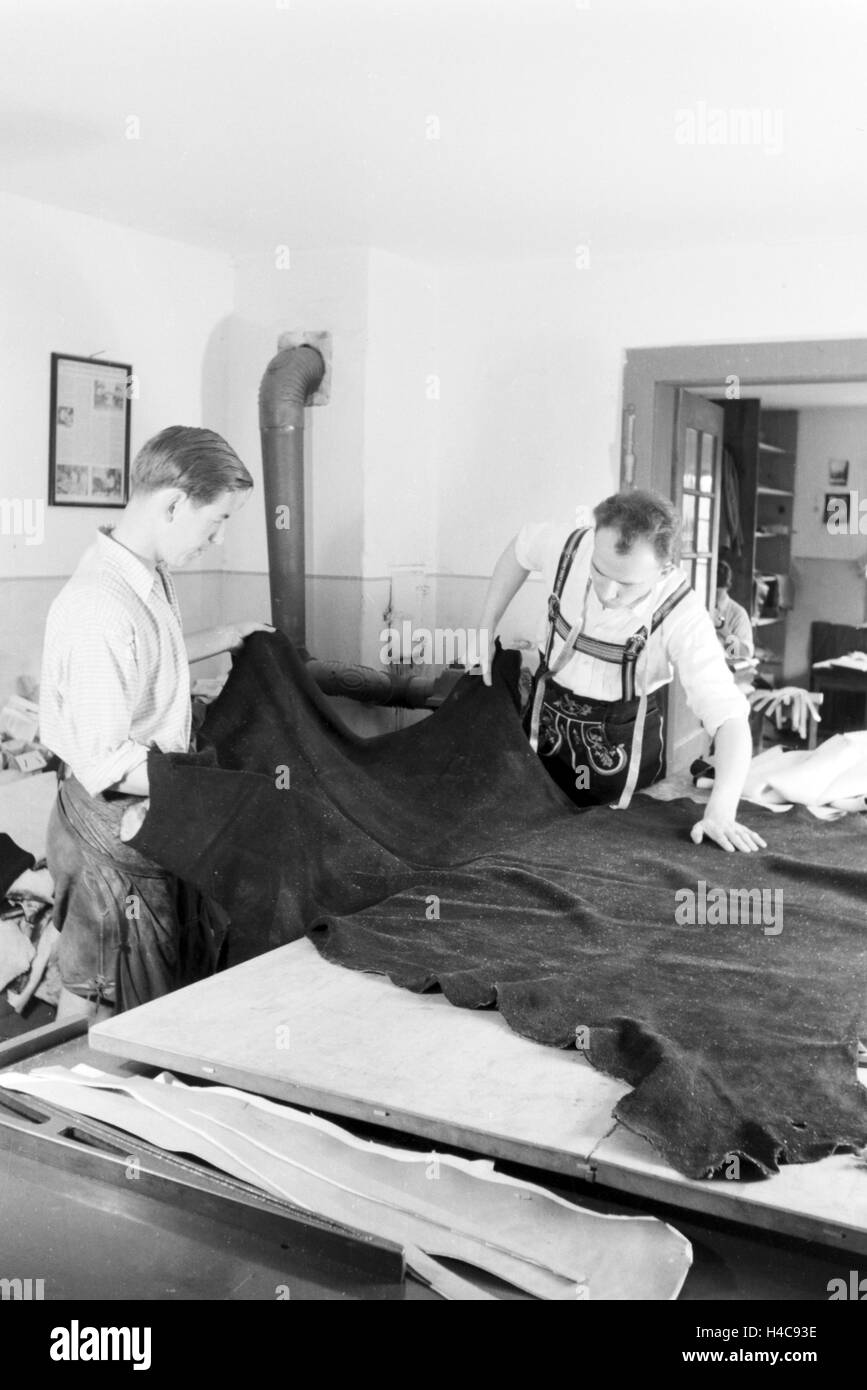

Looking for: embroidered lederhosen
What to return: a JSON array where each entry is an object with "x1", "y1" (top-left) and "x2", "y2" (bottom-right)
[
  {"x1": 529, "y1": 686, "x2": 665, "y2": 805},
  {"x1": 527, "y1": 527, "x2": 690, "y2": 808}
]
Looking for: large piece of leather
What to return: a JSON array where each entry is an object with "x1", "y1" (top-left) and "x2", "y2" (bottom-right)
[{"x1": 130, "y1": 632, "x2": 867, "y2": 1179}]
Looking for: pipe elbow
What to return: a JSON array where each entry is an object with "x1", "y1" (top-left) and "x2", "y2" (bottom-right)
[{"x1": 259, "y1": 344, "x2": 326, "y2": 429}]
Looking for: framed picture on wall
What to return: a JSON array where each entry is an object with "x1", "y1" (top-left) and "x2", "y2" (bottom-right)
[
  {"x1": 823, "y1": 491, "x2": 851, "y2": 529},
  {"x1": 828, "y1": 458, "x2": 850, "y2": 486},
  {"x1": 48, "y1": 352, "x2": 132, "y2": 507}
]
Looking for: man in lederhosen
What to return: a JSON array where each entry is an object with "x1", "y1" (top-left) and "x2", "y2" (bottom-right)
[
  {"x1": 475, "y1": 489, "x2": 765, "y2": 854},
  {"x1": 39, "y1": 425, "x2": 274, "y2": 1022}
]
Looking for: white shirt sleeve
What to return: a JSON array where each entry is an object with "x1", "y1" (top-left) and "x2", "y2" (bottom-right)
[
  {"x1": 513, "y1": 522, "x2": 557, "y2": 573},
  {"x1": 661, "y1": 590, "x2": 751, "y2": 736}
]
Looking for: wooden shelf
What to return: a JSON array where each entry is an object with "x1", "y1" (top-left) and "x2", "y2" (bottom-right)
[{"x1": 722, "y1": 405, "x2": 797, "y2": 684}]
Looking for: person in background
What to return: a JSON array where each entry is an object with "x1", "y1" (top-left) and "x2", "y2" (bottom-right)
[
  {"x1": 474, "y1": 490, "x2": 766, "y2": 854},
  {"x1": 712, "y1": 561, "x2": 824, "y2": 740},
  {"x1": 39, "y1": 426, "x2": 274, "y2": 1023},
  {"x1": 713, "y1": 560, "x2": 754, "y2": 660}
]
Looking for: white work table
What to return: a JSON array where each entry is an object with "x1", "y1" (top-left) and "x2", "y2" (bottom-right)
[{"x1": 90, "y1": 937, "x2": 867, "y2": 1257}]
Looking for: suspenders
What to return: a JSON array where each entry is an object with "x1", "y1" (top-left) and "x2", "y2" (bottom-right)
[
  {"x1": 541, "y1": 527, "x2": 690, "y2": 702},
  {"x1": 529, "y1": 527, "x2": 691, "y2": 807}
]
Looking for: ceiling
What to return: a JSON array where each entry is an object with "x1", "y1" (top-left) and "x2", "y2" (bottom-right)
[{"x1": 2, "y1": 0, "x2": 867, "y2": 259}]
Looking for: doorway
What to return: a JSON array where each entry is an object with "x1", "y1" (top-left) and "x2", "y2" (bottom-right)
[{"x1": 621, "y1": 339, "x2": 867, "y2": 771}]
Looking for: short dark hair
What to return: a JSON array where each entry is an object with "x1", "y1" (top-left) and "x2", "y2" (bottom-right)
[
  {"x1": 716, "y1": 560, "x2": 733, "y2": 590},
  {"x1": 131, "y1": 426, "x2": 253, "y2": 504},
  {"x1": 593, "y1": 489, "x2": 681, "y2": 564}
]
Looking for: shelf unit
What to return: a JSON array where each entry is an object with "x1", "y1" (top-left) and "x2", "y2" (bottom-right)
[{"x1": 719, "y1": 402, "x2": 798, "y2": 681}]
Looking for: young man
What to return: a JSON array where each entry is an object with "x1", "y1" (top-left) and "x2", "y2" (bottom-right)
[
  {"x1": 40, "y1": 425, "x2": 274, "y2": 1021},
  {"x1": 713, "y1": 560, "x2": 754, "y2": 659},
  {"x1": 476, "y1": 489, "x2": 766, "y2": 854}
]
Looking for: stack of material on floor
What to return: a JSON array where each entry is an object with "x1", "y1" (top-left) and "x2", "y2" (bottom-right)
[
  {"x1": 0, "y1": 693, "x2": 50, "y2": 776},
  {"x1": 0, "y1": 829, "x2": 36, "y2": 997},
  {"x1": 0, "y1": 1065, "x2": 693, "y2": 1301},
  {"x1": 129, "y1": 632, "x2": 867, "y2": 1181}
]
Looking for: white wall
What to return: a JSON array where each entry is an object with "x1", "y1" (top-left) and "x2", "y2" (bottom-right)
[
  {"x1": 0, "y1": 191, "x2": 234, "y2": 579},
  {"x1": 224, "y1": 246, "x2": 442, "y2": 682},
  {"x1": 0, "y1": 191, "x2": 234, "y2": 698},
  {"x1": 792, "y1": 408, "x2": 867, "y2": 562},
  {"x1": 358, "y1": 249, "x2": 437, "y2": 667},
  {"x1": 363, "y1": 249, "x2": 439, "y2": 579},
  {"x1": 223, "y1": 247, "x2": 370, "y2": 582},
  {"x1": 430, "y1": 255, "x2": 612, "y2": 650},
  {"x1": 219, "y1": 247, "x2": 378, "y2": 721},
  {"x1": 222, "y1": 246, "x2": 400, "y2": 729},
  {"x1": 429, "y1": 235, "x2": 867, "y2": 651},
  {"x1": 10, "y1": 200, "x2": 867, "y2": 722},
  {"x1": 206, "y1": 229, "x2": 867, "y2": 698}
]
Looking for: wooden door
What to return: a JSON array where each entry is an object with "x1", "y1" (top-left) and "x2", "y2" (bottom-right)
[{"x1": 666, "y1": 389, "x2": 724, "y2": 773}]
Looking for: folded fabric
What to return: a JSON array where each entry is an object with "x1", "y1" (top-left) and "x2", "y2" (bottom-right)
[
  {"x1": 813, "y1": 652, "x2": 867, "y2": 671},
  {"x1": 0, "y1": 772, "x2": 58, "y2": 862},
  {"x1": 5, "y1": 866, "x2": 54, "y2": 901},
  {"x1": 0, "y1": 918, "x2": 35, "y2": 992},
  {"x1": 742, "y1": 733, "x2": 867, "y2": 813}
]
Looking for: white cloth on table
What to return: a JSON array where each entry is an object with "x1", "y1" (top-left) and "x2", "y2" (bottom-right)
[{"x1": 741, "y1": 732, "x2": 867, "y2": 818}]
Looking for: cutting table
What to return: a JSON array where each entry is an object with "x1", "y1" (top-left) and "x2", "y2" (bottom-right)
[
  {"x1": 1, "y1": 952, "x2": 862, "y2": 1299},
  {"x1": 85, "y1": 938, "x2": 867, "y2": 1258}
]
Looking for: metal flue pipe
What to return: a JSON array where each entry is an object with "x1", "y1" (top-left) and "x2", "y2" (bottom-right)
[
  {"x1": 258, "y1": 341, "x2": 466, "y2": 711},
  {"x1": 306, "y1": 659, "x2": 464, "y2": 709},
  {"x1": 259, "y1": 343, "x2": 326, "y2": 655}
]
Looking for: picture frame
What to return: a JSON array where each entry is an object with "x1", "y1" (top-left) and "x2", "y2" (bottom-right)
[
  {"x1": 823, "y1": 491, "x2": 851, "y2": 529},
  {"x1": 828, "y1": 458, "x2": 850, "y2": 487},
  {"x1": 48, "y1": 352, "x2": 132, "y2": 507}
]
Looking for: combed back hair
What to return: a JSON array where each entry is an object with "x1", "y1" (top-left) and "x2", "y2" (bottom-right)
[
  {"x1": 716, "y1": 560, "x2": 733, "y2": 589},
  {"x1": 593, "y1": 489, "x2": 681, "y2": 564},
  {"x1": 131, "y1": 426, "x2": 253, "y2": 504}
]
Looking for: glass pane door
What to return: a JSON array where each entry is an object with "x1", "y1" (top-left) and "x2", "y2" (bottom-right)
[{"x1": 680, "y1": 426, "x2": 719, "y2": 609}]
